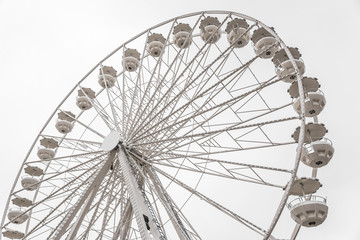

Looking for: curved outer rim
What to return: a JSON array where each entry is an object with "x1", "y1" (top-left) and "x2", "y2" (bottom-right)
[{"x1": 1, "y1": 10, "x2": 307, "y2": 240}]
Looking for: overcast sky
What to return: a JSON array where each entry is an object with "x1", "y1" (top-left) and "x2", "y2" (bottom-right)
[{"x1": 0, "y1": 0, "x2": 359, "y2": 239}]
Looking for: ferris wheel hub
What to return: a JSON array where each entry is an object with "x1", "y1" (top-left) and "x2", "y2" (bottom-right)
[{"x1": 101, "y1": 131, "x2": 122, "y2": 152}]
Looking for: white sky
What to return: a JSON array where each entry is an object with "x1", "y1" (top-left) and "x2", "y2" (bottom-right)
[{"x1": 0, "y1": 0, "x2": 359, "y2": 239}]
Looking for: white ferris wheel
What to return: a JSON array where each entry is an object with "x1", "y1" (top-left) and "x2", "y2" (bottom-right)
[{"x1": 1, "y1": 11, "x2": 334, "y2": 240}]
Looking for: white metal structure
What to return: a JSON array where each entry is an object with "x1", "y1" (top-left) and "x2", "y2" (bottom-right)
[{"x1": 1, "y1": 11, "x2": 333, "y2": 239}]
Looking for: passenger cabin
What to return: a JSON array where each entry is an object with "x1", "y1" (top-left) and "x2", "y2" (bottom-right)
[
  {"x1": 251, "y1": 27, "x2": 280, "y2": 58},
  {"x1": 21, "y1": 175, "x2": 40, "y2": 191},
  {"x1": 225, "y1": 18, "x2": 250, "y2": 48},
  {"x1": 98, "y1": 66, "x2": 117, "y2": 88},
  {"x1": 302, "y1": 138, "x2": 335, "y2": 168},
  {"x1": 147, "y1": 33, "x2": 166, "y2": 57},
  {"x1": 200, "y1": 16, "x2": 221, "y2": 44},
  {"x1": 7, "y1": 208, "x2": 28, "y2": 224},
  {"x1": 55, "y1": 111, "x2": 75, "y2": 134},
  {"x1": 288, "y1": 196, "x2": 328, "y2": 227},
  {"x1": 272, "y1": 47, "x2": 305, "y2": 83},
  {"x1": 173, "y1": 23, "x2": 192, "y2": 48},
  {"x1": 76, "y1": 87, "x2": 95, "y2": 110},
  {"x1": 123, "y1": 48, "x2": 140, "y2": 72}
]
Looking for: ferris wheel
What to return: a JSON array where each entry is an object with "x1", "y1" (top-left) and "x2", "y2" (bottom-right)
[{"x1": 1, "y1": 11, "x2": 334, "y2": 240}]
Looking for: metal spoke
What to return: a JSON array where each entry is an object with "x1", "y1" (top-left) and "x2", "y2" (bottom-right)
[{"x1": 155, "y1": 166, "x2": 272, "y2": 238}]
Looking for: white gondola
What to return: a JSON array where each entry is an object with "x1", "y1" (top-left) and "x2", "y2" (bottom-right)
[
  {"x1": 225, "y1": 18, "x2": 250, "y2": 48},
  {"x1": 302, "y1": 138, "x2": 335, "y2": 168},
  {"x1": 37, "y1": 147, "x2": 55, "y2": 160},
  {"x1": 55, "y1": 111, "x2": 75, "y2": 134},
  {"x1": 55, "y1": 120, "x2": 73, "y2": 134},
  {"x1": 2, "y1": 228, "x2": 25, "y2": 239},
  {"x1": 293, "y1": 90, "x2": 326, "y2": 117},
  {"x1": 76, "y1": 87, "x2": 95, "y2": 110},
  {"x1": 98, "y1": 66, "x2": 117, "y2": 88},
  {"x1": 21, "y1": 175, "x2": 40, "y2": 191},
  {"x1": 200, "y1": 16, "x2": 221, "y2": 44},
  {"x1": 292, "y1": 123, "x2": 328, "y2": 143},
  {"x1": 7, "y1": 208, "x2": 28, "y2": 224},
  {"x1": 288, "y1": 196, "x2": 328, "y2": 227},
  {"x1": 272, "y1": 47, "x2": 305, "y2": 83},
  {"x1": 122, "y1": 48, "x2": 140, "y2": 72},
  {"x1": 276, "y1": 59, "x2": 305, "y2": 83},
  {"x1": 147, "y1": 33, "x2": 166, "y2": 57},
  {"x1": 55, "y1": 119, "x2": 73, "y2": 134},
  {"x1": 173, "y1": 23, "x2": 192, "y2": 48},
  {"x1": 251, "y1": 27, "x2": 280, "y2": 58},
  {"x1": 37, "y1": 137, "x2": 58, "y2": 160}
]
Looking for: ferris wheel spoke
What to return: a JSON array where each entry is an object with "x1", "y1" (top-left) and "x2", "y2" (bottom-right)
[
  {"x1": 155, "y1": 166, "x2": 272, "y2": 238},
  {"x1": 25, "y1": 150, "x2": 103, "y2": 164},
  {"x1": 114, "y1": 198, "x2": 134, "y2": 240},
  {"x1": 125, "y1": 46, "x2": 183, "y2": 138},
  {"x1": 157, "y1": 73, "x2": 277, "y2": 144},
  {"x1": 147, "y1": 148, "x2": 293, "y2": 174},
  {"x1": 127, "y1": 55, "x2": 181, "y2": 136},
  {"x1": 128, "y1": 43, "x2": 213, "y2": 140},
  {"x1": 148, "y1": 163, "x2": 266, "y2": 239},
  {"x1": 58, "y1": 109, "x2": 106, "y2": 139},
  {"x1": 232, "y1": 51, "x2": 272, "y2": 111},
  {"x1": 112, "y1": 69, "x2": 131, "y2": 137},
  {"x1": 68, "y1": 162, "x2": 118, "y2": 240},
  {"x1": 27, "y1": 213, "x2": 64, "y2": 237},
  {"x1": 131, "y1": 23, "x2": 259, "y2": 140},
  {"x1": 11, "y1": 152, "x2": 106, "y2": 198},
  {"x1": 98, "y1": 66, "x2": 122, "y2": 132},
  {"x1": 11, "y1": 158, "x2": 105, "y2": 237},
  {"x1": 144, "y1": 47, "x2": 236, "y2": 142},
  {"x1": 75, "y1": 176, "x2": 124, "y2": 239},
  {"x1": 127, "y1": 15, "x2": 211, "y2": 138},
  {"x1": 47, "y1": 151, "x2": 115, "y2": 240},
  {"x1": 141, "y1": 46, "x2": 192, "y2": 113},
  {"x1": 155, "y1": 160, "x2": 285, "y2": 188},
  {"x1": 137, "y1": 20, "x2": 178, "y2": 124},
  {"x1": 150, "y1": 177, "x2": 203, "y2": 240},
  {"x1": 129, "y1": 15, "x2": 235, "y2": 140},
  {"x1": 132, "y1": 57, "x2": 264, "y2": 144},
  {"x1": 146, "y1": 101, "x2": 293, "y2": 156},
  {"x1": 124, "y1": 31, "x2": 154, "y2": 137},
  {"x1": 133, "y1": 116, "x2": 298, "y2": 151},
  {"x1": 105, "y1": 86, "x2": 128, "y2": 127},
  {"x1": 75, "y1": 177, "x2": 124, "y2": 239},
  {"x1": 130, "y1": 53, "x2": 221, "y2": 141},
  {"x1": 40, "y1": 134, "x2": 102, "y2": 151},
  {"x1": 93, "y1": 165, "x2": 121, "y2": 240},
  {"x1": 121, "y1": 71, "x2": 131, "y2": 134}
]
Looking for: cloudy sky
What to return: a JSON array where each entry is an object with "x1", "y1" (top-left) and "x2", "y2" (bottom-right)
[{"x1": 0, "y1": 0, "x2": 359, "y2": 239}]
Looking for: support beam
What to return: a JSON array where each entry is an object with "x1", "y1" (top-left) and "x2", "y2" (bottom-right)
[
  {"x1": 118, "y1": 147, "x2": 166, "y2": 240},
  {"x1": 112, "y1": 199, "x2": 133, "y2": 240},
  {"x1": 146, "y1": 167, "x2": 192, "y2": 240},
  {"x1": 50, "y1": 151, "x2": 115, "y2": 240},
  {"x1": 66, "y1": 186, "x2": 99, "y2": 240}
]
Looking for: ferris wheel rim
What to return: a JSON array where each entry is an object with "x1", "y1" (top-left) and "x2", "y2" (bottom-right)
[{"x1": 1, "y1": 10, "x2": 312, "y2": 240}]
